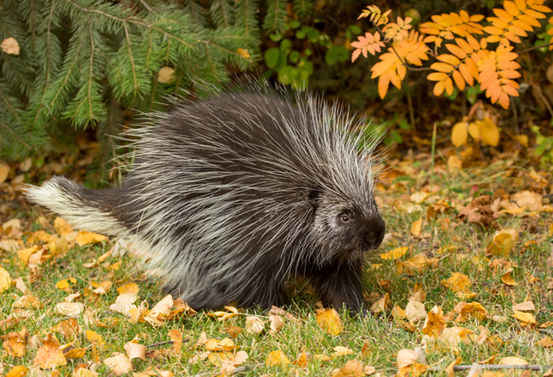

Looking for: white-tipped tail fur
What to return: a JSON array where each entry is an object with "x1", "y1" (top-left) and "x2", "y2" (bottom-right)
[{"x1": 25, "y1": 177, "x2": 126, "y2": 236}]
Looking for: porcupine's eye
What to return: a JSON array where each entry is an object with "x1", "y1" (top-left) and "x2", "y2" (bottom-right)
[{"x1": 338, "y1": 210, "x2": 352, "y2": 224}]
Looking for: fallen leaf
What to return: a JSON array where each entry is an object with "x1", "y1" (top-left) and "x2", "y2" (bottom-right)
[
  {"x1": 405, "y1": 299, "x2": 426, "y2": 323},
  {"x1": 499, "y1": 356, "x2": 527, "y2": 365},
  {"x1": 73, "y1": 367, "x2": 98, "y2": 377},
  {"x1": 85, "y1": 330, "x2": 105, "y2": 348},
  {"x1": 55, "y1": 302, "x2": 84, "y2": 317},
  {"x1": 422, "y1": 306, "x2": 446, "y2": 337},
  {"x1": 266, "y1": 350, "x2": 290, "y2": 367},
  {"x1": 104, "y1": 353, "x2": 132, "y2": 376},
  {"x1": 512, "y1": 191, "x2": 542, "y2": 211},
  {"x1": 487, "y1": 229, "x2": 518, "y2": 256},
  {"x1": 205, "y1": 338, "x2": 235, "y2": 352},
  {"x1": 4, "y1": 366, "x2": 28, "y2": 377},
  {"x1": 0, "y1": 162, "x2": 9, "y2": 183},
  {"x1": 33, "y1": 334, "x2": 67, "y2": 369},
  {"x1": 316, "y1": 308, "x2": 343, "y2": 335},
  {"x1": 54, "y1": 217, "x2": 73, "y2": 235},
  {"x1": 124, "y1": 341, "x2": 146, "y2": 360},
  {"x1": 451, "y1": 122, "x2": 468, "y2": 147},
  {"x1": 2, "y1": 329, "x2": 27, "y2": 357},
  {"x1": 144, "y1": 294, "x2": 173, "y2": 326},
  {"x1": 269, "y1": 314, "x2": 285, "y2": 334},
  {"x1": 538, "y1": 336, "x2": 553, "y2": 348},
  {"x1": 0, "y1": 266, "x2": 12, "y2": 293},
  {"x1": 410, "y1": 218, "x2": 422, "y2": 237},
  {"x1": 75, "y1": 231, "x2": 107, "y2": 246},
  {"x1": 332, "y1": 359, "x2": 365, "y2": 377},
  {"x1": 168, "y1": 329, "x2": 183, "y2": 354},
  {"x1": 380, "y1": 246, "x2": 408, "y2": 260},
  {"x1": 245, "y1": 315, "x2": 265, "y2": 334},
  {"x1": 512, "y1": 301, "x2": 535, "y2": 312},
  {"x1": 454, "y1": 302, "x2": 488, "y2": 322},
  {"x1": 158, "y1": 67, "x2": 175, "y2": 84},
  {"x1": 294, "y1": 351, "x2": 311, "y2": 368},
  {"x1": 397, "y1": 348, "x2": 425, "y2": 368},
  {"x1": 370, "y1": 293, "x2": 390, "y2": 314},
  {"x1": 1, "y1": 37, "x2": 20, "y2": 55},
  {"x1": 512, "y1": 311, "x2": 536, "y2": 325}
]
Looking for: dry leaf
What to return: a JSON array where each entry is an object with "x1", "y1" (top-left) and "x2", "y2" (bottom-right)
[
  {"x1": 448, "y1": 155, "x2": 463, "y2": 171},
  {"x1": 451, "y1": 122, "x2": 468, "y2": 146},
  {"x1": 1, "y1": 37, "x2": 20, "y2": 55},
  {"x1": 511, "y1": 191, "x2": 542, "y2": 211},
  {"x1": 538, "y1": 336, "x2": 553, "y2": 347},
  {"x1": 104, "y1": 353, "x2": 133, "y2": 376},
  {"x1": 2, "y1": 329, "x2": 27, "y2": 357},
  {"x1": 332, "y1": 346, "x2": 354, "y2": 358},
  {"x1": 316, "y1": 308, "x2": 343, "y2": 335},
  {"x1": 421, "y1": 306, "x2": 447, "y2": 338},
  {"x1": 332, "y1": 359, "x2": 365, "y2": 377},
  {"x1": 397, "y1": 348, "x2": 425, "y2": 368},
  {"x1": 370, "y1": 293, "x2": 390, "y2": 314},
  {"x1": 245, "y1": 316, "x2": 265, "y2": 334},
  {"x1": 75, "y1": 231, "x2": 107, "y2": 246},
  {"x1": 205, "y1": 338, "x2": 235, "y2": 352},
  {"x1": 437, "y1": 327, "x2": 474, "y2": 349},
  {"x1": 85, "y1": 330, "x2": 105, "y2": 348},
  {"x1": 499, "y1": 356, "x2": 527, "y2": 365},
  {"x1": 405, "y1": 299, "x2": 426, "y2": 323},
  {"x1": 0, "y1": 266, "x2": 12, "y2": 293},
  {"x1": 168, "y1": 329, "x2": 183, "y2": 354},
  {"x1": 512, "y1": 311, "x2": 536, "y2": 325},
  {"x1": 33, "y1": 334, "x2": 67, "y2": 369},
  {"x1": 265, "y1": 350, "x2": 290, "y2": 367},
  {"x1": 487, "y1": 229, "x2": 518, "y2": 256},
  {"x1": 109, "y1": 293, "x2": 138, "y2": 316},
  {"x1": 0, "y1": 162, "x2": 9, "y2": 183},
  {"x1": 158, "y1": 67, "x2": 175, "y2": 84},
  {"x1": 454, "y1": 302, "x2": 488, "y2": 322},
  {"x1": 73, "y1": 367, "x2": 98, "y2": 377},
  {"x1": 55, "y1": 302, "x2": 84, "y2": 317},
  {"x1": 124, "y1": 341, "x2": 146, "y2": 360},
  {"x1": 269, "y1": 314, "x2": 285, "y2": 334},
  {"x1": 4, "y1": 366, "x2": 28, "y2": 377},
  {"x1": 380, "y1": 246, "x2": 408, "y2": 260},
  {"x1": 145, "y1": 294, "x2": 173, "y2": 326},
  {"x1": 410, "y1": 218, "x2": 422, "y2": 237}
]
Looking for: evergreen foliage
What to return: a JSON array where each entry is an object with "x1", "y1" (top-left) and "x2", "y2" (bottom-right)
[{"x1": 0, "y1": 0, "x2": 265, "y2": 160}]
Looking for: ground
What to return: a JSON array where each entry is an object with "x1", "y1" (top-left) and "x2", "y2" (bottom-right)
[{"x1": 0, "y1": 148, "x2": 552, "y2": 377}]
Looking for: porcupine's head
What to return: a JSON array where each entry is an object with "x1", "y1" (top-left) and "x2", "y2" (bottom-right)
[{"x1": 293, "y1": 96, "x2": 386, "y2": 266}]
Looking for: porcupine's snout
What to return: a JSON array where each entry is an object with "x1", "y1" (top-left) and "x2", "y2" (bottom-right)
[{"x1": 360, "y1": 215, "x2": 385, "y2": 251}]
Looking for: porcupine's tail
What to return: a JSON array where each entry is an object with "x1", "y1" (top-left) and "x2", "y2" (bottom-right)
[{"x1": 25, "y1": 176, "x2": 128, "y2": 237}]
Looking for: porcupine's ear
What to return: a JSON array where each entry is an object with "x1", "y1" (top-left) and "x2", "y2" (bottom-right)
[{"x1": 307, "y1": 189, "x2": 320, "y2": 208}]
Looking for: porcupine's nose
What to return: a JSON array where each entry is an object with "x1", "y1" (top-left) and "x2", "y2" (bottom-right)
[{"x1": 362, "y1": 215, "x2": 385, "y2": 250}]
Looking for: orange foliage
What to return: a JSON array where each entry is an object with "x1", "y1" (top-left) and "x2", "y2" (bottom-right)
[{"x1": 352, "y1": 0, "x2": 553, "y2": 109}]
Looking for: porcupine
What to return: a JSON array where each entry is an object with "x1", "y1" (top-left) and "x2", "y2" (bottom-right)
[{"x1": 25, "y1": 87, "x2": 386, "y2": 313}]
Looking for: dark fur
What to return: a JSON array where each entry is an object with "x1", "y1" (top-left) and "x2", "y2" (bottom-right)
[{"x1": 27, "y1": 91, "x2": 385, "y2": 313}]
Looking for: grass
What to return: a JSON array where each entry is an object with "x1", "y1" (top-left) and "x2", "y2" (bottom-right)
[{"x1": 1, "y1": 159, "x2": 552, "y2": 376}]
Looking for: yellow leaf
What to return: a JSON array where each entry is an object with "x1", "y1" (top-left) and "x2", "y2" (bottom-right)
[
  {"x1": 0, "y1": 266, "x2": 12, "y2": 293},
  {"x1": 451, "y1": 122, "x2": 468, "y2": 146},
  {"x1": 205, "y1": 337, "x2": 235, "y2": 352},
  {"x1": 475, "y1": 118, "x2": 500, "y2": 146},
  {"x1": 410, "y1": 218, "x2": 422, "y2": 237},
  {"x1": 1, "y1": 37, "x2": 20, "y2": 55},
  {"x1": 380, "y1": 246, "x2": 408, "y2": 260},
  {"x1": 538, "y1": 336, "x2": 553, "y2": 348},
  {"x1": 512, "y1": 190, "x2": 542, "y2": 211},
  {"x1": 499, "y1": 356, "x2": 528, "y2": 365},
  {"x1": 33, "y1": 334, "x2": 67, "y2": 369},
  {"x1": 2, "y1": 329, "x2": 27, "y2": 357},
  {"x1": 158, "y1": 67, "x2": 175, "y2": 84},
  {"x1": 104, "y1": 353, "x2": 133, "y2": 376},
  {"x1": 117, "y1": 282, "x2": 139, "y2": 295},
  {"x1": 448, "y1": 155, "x2": 463, "y2": 171},
  {"x1": 468, "y1": 121, "x2": 480, "y2": 141},
  {"x1": 512, "y1": 301, "x2": 535, "y2": 311},
  {"x1": 501, "y1": 271, "x2": 517, "y2": 286},
  {"x1": 64, "y1": 347, "x2": 87, "y2": 359},
  {"x1": 54, "y1": 217, "x2": 73, "y2": 235},
  {"x1": 265, "y1": 350, "x2": 290, "y2": 367},
  {"x1": 86, "y1": 330, "x2": 105, "y2": 348},
  {"x1": 75, "y1": 231, "x2": 107, "y2": 246},
  {"x1": 332, "y1": 359, "x2": 365, "y2": 377},
  {"x1": 512, "y1": 310, "x2": 536, "y2": 325},
  {"x1": 316, "y1": 308, "x2": 343, "y2": 336},
  {"x1": 422, "y1": 305, "x2": 446, "y2": 337},
  {"x1": 442, "y1": 272, "x2": 472, "y2": 292},
  {"x1": 486, "y1": 229, "x2": 518, "y2": 256},
  {"x1": 454, "y1": 301, "x2": 488, "y2": 322},
  {"x1": 236, "y1": 48, "x2": 251, "y2": 59},
  {"x1": 5, "y1": 366, "x2": 28, "y2": 377}
]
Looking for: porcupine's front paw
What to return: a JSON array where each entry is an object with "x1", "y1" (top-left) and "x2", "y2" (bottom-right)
[{"x1": 310, "y1": 262, "x2": 366, "y2": 314}]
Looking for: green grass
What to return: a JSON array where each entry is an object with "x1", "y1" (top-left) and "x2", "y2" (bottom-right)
[{"x1": 1, "y1": 161, "x2": 552, "y2": 376}]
